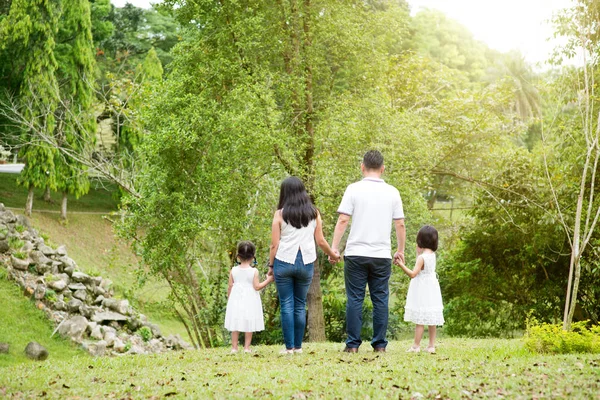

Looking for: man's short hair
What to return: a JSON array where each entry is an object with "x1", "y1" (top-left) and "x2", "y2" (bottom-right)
[{"x1": 363, "y1": 150, "x2": 384, "y2": 170}]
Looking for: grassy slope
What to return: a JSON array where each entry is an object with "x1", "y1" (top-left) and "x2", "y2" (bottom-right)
[
  {"x1": 0, "y1": 173, "x2": 186, "y2": 340},
  {"x1": 1, "y1": 339, "x2": 599, "y2": 398},
  {"x1": 0, "y1": 277, "x2": 86, "y2": 368}
]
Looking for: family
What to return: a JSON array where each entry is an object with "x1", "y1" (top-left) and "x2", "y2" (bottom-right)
[{"x1": 224, "y1": 150, "x2": 444, "y2": 355}]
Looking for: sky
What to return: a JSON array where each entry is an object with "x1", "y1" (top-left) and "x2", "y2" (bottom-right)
[{"x1": 111, "y1": 0, "x2": 574, "y2": 67}]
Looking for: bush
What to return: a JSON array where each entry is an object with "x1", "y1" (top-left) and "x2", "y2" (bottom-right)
[
  {"x1": 14, "y1": 225, "x2": 25, "y2": 233},
  {"x1": 524, "y1": 319, "x2": 600, "y2": 354},
  {"x1": 138, "y1": 326, "x2": 152, "y2": 342},
  {"x1": 8, "y1": 237, "x2": 24, "y2": 250}
]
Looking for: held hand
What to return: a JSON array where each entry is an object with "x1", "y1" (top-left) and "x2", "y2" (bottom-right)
[
  {"x1": 267, "y1": 266, "x2": 274, "y2": 277},
  {"x1": 393, "y1": 251, "x2": 405, "y2": 266},
  {"x1": 328, "y1": 249, "x2": 341, "y2": 264}
]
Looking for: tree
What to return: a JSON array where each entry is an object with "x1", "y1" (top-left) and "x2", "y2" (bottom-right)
[
  {"x1": 53, "y1": 0, "x2": 97, "y2": 221},
  {"x1": 1, "y1": 0, "x2": 61, "y2": 216},
  {"x1": 547, "y1": 0, "x2": 600, "y2": 330}
]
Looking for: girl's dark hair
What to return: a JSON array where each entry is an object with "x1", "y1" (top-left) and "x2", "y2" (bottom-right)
[
  {"x1": 417, "y1": 225, "x2": 438, "y2": 251},
  {"x1": 277, "y1": 176, "x2": 317, "y2": 229},
  {"x1": 237, "y1": 241, "x2": 256, "y2": 262}
]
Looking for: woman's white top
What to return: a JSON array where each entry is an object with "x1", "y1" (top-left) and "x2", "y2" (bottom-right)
[{"x1": 275, "y1": 217, "x2": 317, "y2": 265}]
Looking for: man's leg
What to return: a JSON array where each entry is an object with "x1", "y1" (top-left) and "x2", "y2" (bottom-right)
[
  {"x1": 344, "y1": 256, "x2": 368, "y2": 349},
  {"x1": 368, "y1": 257, "x2": 392, "y2": 349}
]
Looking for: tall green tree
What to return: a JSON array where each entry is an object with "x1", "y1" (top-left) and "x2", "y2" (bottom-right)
[
  {"x1": 1, "y1": 0, "x2": 60, "y2": 216},
  {"x1": 54, "y1": 0, "x2": 97, "y2": 221}
]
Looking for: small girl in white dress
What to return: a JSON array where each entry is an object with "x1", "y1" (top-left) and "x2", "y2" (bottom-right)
[
  {"x1": 224, "y1": 241, "x2": 273, "y2": 353},
  {"x1": 397, "y1": 225, "x2": 444, "y2": 354}
]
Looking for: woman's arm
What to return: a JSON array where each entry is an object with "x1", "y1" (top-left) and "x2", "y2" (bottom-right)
[
  {"x1": 253, "y1": 269, "x2": 273, "y2": 290},
  {"x1": 268, "y1": 210, "x2": 282, "y2": 274},
  {"x1": 314, "y1": 212, "x2": 339, "y2": 260},
  {"x1": 398, "y1": 256, "x2": 424, "y2": 279},
  {"x1": 227, "y1": 270, "x2": 234, "y2": 298}
]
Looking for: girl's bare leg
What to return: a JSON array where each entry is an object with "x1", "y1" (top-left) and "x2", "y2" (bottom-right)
[
  {"x1": 231, "y1": 331, "x2": 239, "y2": 351},
  {"x1": 244, "y1": 332, "x2": 253, "y2": 350},
  {"x1": 428, "y1": 325, "x2": 436, "y2": 348},
  {"x1": 414, "y1": 324, "x2": 425, "y2": 347}
]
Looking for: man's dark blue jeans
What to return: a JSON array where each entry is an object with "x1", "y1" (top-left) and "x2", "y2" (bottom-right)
[{"x1": 344, "y1": 256, "x2": 392, "y2": 350}]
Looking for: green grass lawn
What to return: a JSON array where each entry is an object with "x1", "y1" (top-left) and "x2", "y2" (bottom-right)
[
  {"x1": 0, "y1": 277, "x2": 86, "y2": 368},
  {"x1": 1, "y1": 339, "x2": 599, "y2": 398}
]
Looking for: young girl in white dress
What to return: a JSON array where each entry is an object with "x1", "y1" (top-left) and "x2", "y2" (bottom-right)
[
  {"x1": 397, "y1": 225, "x2": 444, "y2": 354},
  {"x1": 224, "y1": 241, "x2": 273, "y2": 353}
]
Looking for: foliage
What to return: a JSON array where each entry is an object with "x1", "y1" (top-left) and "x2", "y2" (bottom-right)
[
  {"x1": 14, "y1": 224, "x2": 24, "y2": 233},
  {"x1": 524, "y1": 319, "x2": 600, "y2": 354},
  {"x1": 8, "y1": 236, "x2": 24, "y2": 250},
  {"x1": 138, "y1": 326, "x2": 152, "y2": 342}
]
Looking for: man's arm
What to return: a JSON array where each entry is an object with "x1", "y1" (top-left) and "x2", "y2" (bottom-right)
[
  {"x1": 393, "y1": 218, "x2": 406, "y2": 264},
  {"x1": 331, "y1": 213, "x2": 350, "y2": 255}
]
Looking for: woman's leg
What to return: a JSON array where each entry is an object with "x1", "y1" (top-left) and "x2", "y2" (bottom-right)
[
  {"x1": 414, "y1": 324, "x2": 424, "y2": 347},
  {"x1": 292, "y1": 254, "x2": 314, "y2": 350},
  {"x1": 274, "y1": 258, "x2": 295, "y2": 350},
  {"x1": 231, "y1": 331, "x2": 239, "y2": 351},
  {"x1": 244, "y1": 332, "x2": 253, "y2": 351},
  {"x1": 428, "y1": 325, "x2": 436, "y2": 348}
]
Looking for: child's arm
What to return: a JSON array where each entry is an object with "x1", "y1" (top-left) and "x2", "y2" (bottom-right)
[
  {"x1": 253, "y1": 269, "x2": 273, "y2": 291},
  {"x1": 227, "y1": 270, "x2": 234, "y2": 298},
  {"x1": 398, "y1": 255, "x2": 424, "y2": 279}
]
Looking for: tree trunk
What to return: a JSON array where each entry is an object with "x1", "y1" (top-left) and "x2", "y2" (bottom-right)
[
  {"x1": 60, "y1": 192, "x2": 68, "y2": 221},
  {"x1": 25, "y1": 185, "x2": 34, "y2": 216},
  {"x1": 306, "y1": 258, "x2": 326, "y2": 342},
  {"x1": 43, "y1": 186, "x2": 52, "y2": 202}
]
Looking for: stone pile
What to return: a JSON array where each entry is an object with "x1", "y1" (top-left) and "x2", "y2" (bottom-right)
[{"x1": 0, "y1": 203, "x2": 191, "y2": 357}]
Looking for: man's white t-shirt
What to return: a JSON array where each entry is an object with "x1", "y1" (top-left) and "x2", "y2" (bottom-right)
[{"x1": 337, "y1": 177, "x2": 404, "y2": 259}]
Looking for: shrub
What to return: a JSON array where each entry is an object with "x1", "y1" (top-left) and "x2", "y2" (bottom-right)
[
  {"x1": 139, "y1": 326, "x2": 152, "y2": 342},
  {"x1": 524, "y1": 319, "x2": 600, "y2": 354},
  {"x1": 13, "y1": 251, "x2": 27, "y2": 260},
  {"x1": 14, "y1": 225, "x2": 25, "y2": 233},
  {"x1": 8, "y1": 237, "x2": 24, "y2": 250},
  {"x1": 44, "y1": 289, "x2": 57, "y2": 303}
]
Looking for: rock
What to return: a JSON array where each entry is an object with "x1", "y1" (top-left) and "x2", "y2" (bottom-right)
[
  {"x1": 21, "y1": 240, "x2": 34, "y2": 254},
  {"x1": 15, "y1": 214, "x2": 31, "y2": 230},
  {"x1": 24, "y1": 342, "x2": 48, "y2": 361},
  {"x1": 127, "y1": 345, "x2": 145, "y2": 355},
  {"x1": 56, "y1": 245, "x2": 67, "y2": 256},
  {"x1": 147, "y1": 339, "x2": 164, "y2": 353},
  {"x1": 102, "y1": 298, "x2": 118, "y2": 310},
  {"x1": 68, "y1": 282, "x2": 86, "y2": 291},
  {"x1": 165, "y1": 334, "x2": 192, "y2": 350},
  {"x1": 103, "y1": 331, "x2": 116, "y2": 347},
  {"x1": 30, "y1": 251, "x2": 52, "y2": 266},
  {"x1": 146, "y1": 323, "x2": 162, "y2": 338},
  {"x1": 39, "y1": 245, "x2": 55, "y2": 256},
  {"x1": 112, "y1": 338, "x2": 126, "y2": 353},
  {"x1": 66, "y1": 298, "x2": 83, "y2": 313},
  {"x1": 0, "y1": 239, "x2": 9, "y2": 253},
  {"x1": 49, "y1": 279, "x2": 68, "y2": 292},
  {"x1": 93, "y1": 285, "x2": 106, "y2": 296},
  {"x1": 34, "y1": 284, "x2": 46, "y2": 300},
  {"x1": 73, "y1": 289, "x2": 87, "y2": 302},
  {"x1": 93, "y1": 295, "x2": 105, "y2": 305},
  {"x1": 87, "y1": 340, "x2": 107, "y2": 357},
  {"x1": 0, "y1": 343, "x2": 9, "y2": 354},
  {"x1": 127, "y1": 317, "x2": 142, "y2": 331},
  {"x1": 10, "y1": 255, "x2": 30, "y2": 271},
  {"x1": 91, "y1": 311, "x2": 128, "y2": 323},
  {"x1": 71, "y1": 271, "x2": 90, "y2": 284},
  {"x1": 91, "y1": 276, "x2": 103, "y2": 286},
  {"x1": 79, "y1": 305, "x2": 95, "y2": 319},
  {"x1": 0, "y1": 209, "x2": 16, "y2": 223},
  {"x1": 100, "y1": 278, "x2": 112, "y2": 291},
  {"x1": 58, "y1": 316, "x2": 89, "y2": 341},
  {"x1": 63, "y1": 265, "x2": 75, "y2": 276},
  {"x1": 116, "y1": 300, "x2": 130, "y2": 315},
  {"x1": 59, "y1": 256, "x2": 76, "y2": 270},
  {"x1": 54, "y1": 300, "x2": 66, "y2": 311}
]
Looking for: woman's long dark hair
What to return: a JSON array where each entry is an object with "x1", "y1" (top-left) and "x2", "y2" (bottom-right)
[{"x1": 277, "y1": 176, "x2": 317, "y2": 229}]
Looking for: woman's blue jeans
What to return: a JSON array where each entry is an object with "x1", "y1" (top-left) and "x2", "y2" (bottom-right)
[{"x1": 274, "y1": 251, "x2": 314, "y2": 350}]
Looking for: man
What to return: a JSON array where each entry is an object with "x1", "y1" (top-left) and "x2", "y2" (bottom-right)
[{"x1": 331, "y1": 150, "x2": 405, "y2": 353}]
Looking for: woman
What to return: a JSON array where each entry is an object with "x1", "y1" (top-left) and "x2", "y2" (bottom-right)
[{"x1": 268, "y1": 176, "x2": 339, "y2": 354}]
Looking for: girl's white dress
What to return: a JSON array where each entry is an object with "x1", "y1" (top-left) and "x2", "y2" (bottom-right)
[
  {"x1": 224, "y1": 266, "x2": 265, "y2": 332},
  {"x1": 404, "y1": 252, "x2": 445, "y2": 326}
]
